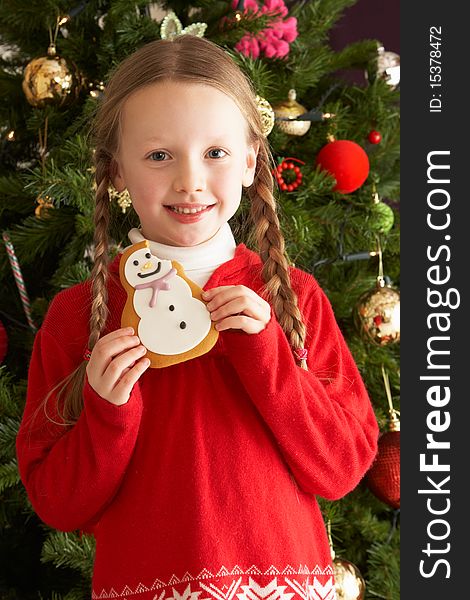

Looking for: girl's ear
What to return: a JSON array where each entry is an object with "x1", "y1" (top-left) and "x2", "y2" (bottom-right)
[
  {"x1": 110, "y1": 158, "x2": 126, "y2": 192},
  {"x1": 242, "y1": 141, "x2": 260, "y2": 188}
]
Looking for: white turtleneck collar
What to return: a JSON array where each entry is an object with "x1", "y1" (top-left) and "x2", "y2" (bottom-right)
[{"x1": 127, "y1": 223, "x2": 237, "y2": 288}]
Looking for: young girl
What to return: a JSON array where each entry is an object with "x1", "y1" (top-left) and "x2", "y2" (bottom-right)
[{"x1": 17, "y1": 35, "x2": 379, "y2": 600}]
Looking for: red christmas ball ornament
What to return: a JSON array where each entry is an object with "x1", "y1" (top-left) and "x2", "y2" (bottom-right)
[
  {"x1": 368, "y1": 130, "x2": 382, "y2": 144},
  {"x1": 366, "y1": 417, "x2": 400, "y2": 508},
  {"x1": 315, "y1": 140, "x2": 370, "y2": 194},
  {"x1": 0, "y1": 320, "x2": 7, "y2": 364}
]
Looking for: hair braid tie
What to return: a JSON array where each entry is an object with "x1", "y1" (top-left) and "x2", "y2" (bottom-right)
[{"x1": 294, "y1": 348, "x2": 308, "y2": 370}]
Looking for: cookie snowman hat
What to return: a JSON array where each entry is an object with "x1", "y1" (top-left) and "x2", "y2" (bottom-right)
[{"x1": 119, "y1": 240, "x2": 219, "y2": 368}]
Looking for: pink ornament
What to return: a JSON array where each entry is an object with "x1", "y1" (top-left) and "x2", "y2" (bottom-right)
[
  {"x1": 262, "y1": 0, "x2": 288, "y2": 17},
  {"x1": 235, "y1": 34, "x2": 261, "y2": 59},
  {"x1": 275, "y1": 17, "x2": 298, "y2": 43},
  {"x1": 238, "y1": 0, "x2": 259, "y2": 12},
  {"x1": 231, "y1": 0, "x2": 298, "y2": 59}
]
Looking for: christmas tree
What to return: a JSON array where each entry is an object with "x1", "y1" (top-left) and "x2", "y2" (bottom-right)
[{"x1": 0, "y1": 1, "x2": 399, "y2": 598}]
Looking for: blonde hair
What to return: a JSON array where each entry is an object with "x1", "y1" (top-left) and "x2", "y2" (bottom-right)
[{"x1": 42, "y1": 35, "x2": 308, "y2": 427}]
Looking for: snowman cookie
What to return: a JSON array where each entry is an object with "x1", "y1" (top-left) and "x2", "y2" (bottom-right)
[{"x1": 119, "y1": 240, "x2": 219, "y2": 368}]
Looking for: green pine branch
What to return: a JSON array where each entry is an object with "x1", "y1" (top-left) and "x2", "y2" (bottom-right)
[{"x1": 41, "y1": 529, "x2": 95, "y2": 577}]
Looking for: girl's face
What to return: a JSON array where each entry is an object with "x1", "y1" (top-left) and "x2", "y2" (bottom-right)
[{"x1": 112, "y1": 81, "x2": 259, "y2": 247}]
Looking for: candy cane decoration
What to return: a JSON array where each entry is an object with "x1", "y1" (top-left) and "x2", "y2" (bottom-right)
[{"x1": 2, "y1": 231, "x2": 37, "y2": 333}]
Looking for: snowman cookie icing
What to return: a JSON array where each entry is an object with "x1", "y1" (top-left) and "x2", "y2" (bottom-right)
[{"x1": 119, "y1": 240, "x2": 219, "y2": 368}]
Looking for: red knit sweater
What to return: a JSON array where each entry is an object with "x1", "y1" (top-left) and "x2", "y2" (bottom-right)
[{"x1": 16, "y1": 243, "x2": 379, "y2": 600}]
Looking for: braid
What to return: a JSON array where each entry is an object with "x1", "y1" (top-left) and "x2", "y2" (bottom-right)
[
  {"x1": 89, "y1": 151, "x2": 112, "y2": 350},
  {"x1": 26, "y1": 151, "x2": 113, "y2": 432},
  {"x1": 247, "y1": 144, "x2": 309, "y2": 371}
]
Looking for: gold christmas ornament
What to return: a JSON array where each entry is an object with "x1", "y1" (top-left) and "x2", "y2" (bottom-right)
[
  {"x1": 108, "y1": 186, "x2": 132, "y2": 214},
  {"x1": 22, "y1": 43, "x2": 81, "y2": 108},
  {"x1": 333, "y1": 558, "x2": 366, "y2": 600},
  {"x1": 327, "y1": 519, "x2": 366, "y2": 600},
  {"x1": 35, "y1": 195, "x2": 54, "y2": 218},
  {"x1": 273, "y1": 89, "x2": 311, "y2": 136},
  {"x1": 89, "y1": 165, "x2": 132, "y2": 212},
  {"x1": 354, "y1": 280, "x2": 400, "y2": 346},
  {"x1": 255, "y1": 95, "x2": 275, "y2": 137},
  {"x1": 160, "y1": 10, "x2": 207, "y2": 40}
]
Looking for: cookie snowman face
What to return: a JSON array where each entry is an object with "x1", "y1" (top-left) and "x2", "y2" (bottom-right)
[
  {"x1": 120, "y1": 242, "x2": 217, "y2": 363},
  {"x1": 124, "y1": 247, "x2": 173, "y2": 289}
]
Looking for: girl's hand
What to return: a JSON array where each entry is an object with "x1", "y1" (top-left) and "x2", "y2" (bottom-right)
[
  {"x1": 202, "y1": 286, "x2": 271, "y2": 334},
  {"x1": 86, "y1": 328, "x2": 151, "y2": 406}
]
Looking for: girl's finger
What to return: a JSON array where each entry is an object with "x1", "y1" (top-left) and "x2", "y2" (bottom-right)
[
  {"x1": 210, "y1": 297, "x2": 260, "y2": 321},
  {"x1": 91, "y1": 334, "x2": 142, "y2": 375},
  {"x1": 216, "y1": 315, "x2": 265, "y2": 334},
  {"x1": 105, "y1": 326, "x2": 135, "y2": 339},
  {"x1": 119, "y1": 366, "x2": 132, "y2": 379},
  {"x1": 101, "y1": 335, "x2": 142, "y2": 360},
  {"x1": 206, "y1": 285, "x2": 265, "y2": 311},
  {"x1": 112, "y1": 357, "x2": 151, "y2": 402},
  {"x1": 93, "y1": 327, "x2": 136, "y2": 350},
  {"x1": 101, "y1": 345, "x2": 148, "y2": 391}
]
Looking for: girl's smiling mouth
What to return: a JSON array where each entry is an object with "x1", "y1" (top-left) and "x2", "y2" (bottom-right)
[
  {"x1": 164, "y1": 204, "x2": 216, "y2": 222},
  {"x1": 165, "y1": 204, "x2": 216, "y2": 214}
]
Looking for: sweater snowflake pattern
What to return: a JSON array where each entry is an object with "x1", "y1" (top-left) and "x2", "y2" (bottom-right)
[{"x1": 16, "y1": 243, "x2": 379, "y2": 600}]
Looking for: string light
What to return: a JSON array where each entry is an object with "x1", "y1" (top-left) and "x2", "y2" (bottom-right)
[{"x1": 311, "y1": 207, "x2": 380, "y2": 272}]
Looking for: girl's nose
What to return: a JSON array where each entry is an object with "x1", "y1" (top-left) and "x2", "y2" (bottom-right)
[
  {"x1": 141, "y1": 261, "x2": 153, "y2": 270},
  {"x1": 173, "y1": 158, "x2": 205, "y2": 194}
]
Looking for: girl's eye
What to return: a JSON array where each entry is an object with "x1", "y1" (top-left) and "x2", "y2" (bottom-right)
[
  {"x1": 149, "y1": 151, "x2": 168, "y2": 161},
  {"x1": 208, "y1": 148, "x2": 227, "y2": 159}
]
